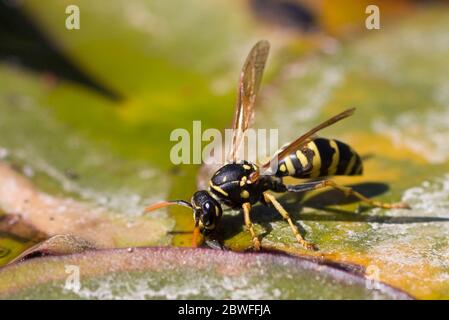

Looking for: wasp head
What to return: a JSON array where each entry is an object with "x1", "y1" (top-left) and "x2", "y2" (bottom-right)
[
  {"x1": 191, "y1": 190, "x2": 222, "y2": 232},
  {"x1": 144, "y1": 190, "x2": 222, "y2": 247}
]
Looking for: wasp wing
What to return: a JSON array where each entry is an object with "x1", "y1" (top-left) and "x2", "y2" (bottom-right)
[
  {"x1": 260, "y1": 108, "x2": 356, "y2": 172},
  {"x1": 227, "y1": 40, "x2": 270, "y2": 163}
]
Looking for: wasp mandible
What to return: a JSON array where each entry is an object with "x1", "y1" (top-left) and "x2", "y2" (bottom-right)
[{"x1": 145, "y1": 40, "x2": 410, "y2": 251}]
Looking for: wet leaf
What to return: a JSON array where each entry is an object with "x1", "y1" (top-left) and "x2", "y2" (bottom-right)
[
  {"x1": 213, "y1": 7, "x2": 449, "y2": 299},
  {"x1": 0, "y1": 213, "x2": 47, "y2": 265},
  {"x1": 1, "y1": 0, "x2": 283, "y2": 261},
  {"x1": 0, "y1": 247, "x2": 411, "y2": 299},
  {"x1": 0, "y1": 162, "x2": 171, "y2": 252},
  {"x1": 0, "y1": 0, "x2": 448, "y2": 300}
]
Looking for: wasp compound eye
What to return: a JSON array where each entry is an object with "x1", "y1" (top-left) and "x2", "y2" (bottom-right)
[{"x1": 201, "y1": 200, "x2": 216, "y2": 227}]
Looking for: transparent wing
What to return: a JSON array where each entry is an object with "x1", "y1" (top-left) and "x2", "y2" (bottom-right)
[
  {"x1": 261, "y1": 108, "x2": 356, "y2": 171},
  {"x1": 227, "y1": 40, "x2": 270, "y2": 163}
]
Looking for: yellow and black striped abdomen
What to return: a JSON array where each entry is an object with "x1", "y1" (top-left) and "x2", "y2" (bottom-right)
[{"x1": 275, "y1": 138, "x2": 363, "y2": 179}]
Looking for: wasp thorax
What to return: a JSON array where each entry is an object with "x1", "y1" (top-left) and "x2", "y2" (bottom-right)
[{"x1": 208, "y1": 161, "x2": 263, "y2": 207}]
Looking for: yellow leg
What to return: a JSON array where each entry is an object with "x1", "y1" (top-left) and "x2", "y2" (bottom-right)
[
  {"x1": 312, "y1": 180, "x2": 410, "y2": 209},
  {"x1": 263, "y1": 192, "x2": 317, "y2": 251},
  {"x1": 242, "y1": 202, "x2": 261, "y2": 250}
]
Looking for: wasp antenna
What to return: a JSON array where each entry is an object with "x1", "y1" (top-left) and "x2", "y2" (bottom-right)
[{"x1": 144, "y1": 200, "x2": 192, "y2": 213}]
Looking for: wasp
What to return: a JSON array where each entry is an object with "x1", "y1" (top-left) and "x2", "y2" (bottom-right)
[{"x1": 145, "y1": 40, "x2": 410, "y2": 250}]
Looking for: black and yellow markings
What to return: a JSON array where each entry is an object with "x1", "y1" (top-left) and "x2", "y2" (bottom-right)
[
  {"x1": 316, "y1": 138, "x2": 363, "y2": 177},
  {"x1": 351, "y1": 152, "x2": 363, "y2": 175},
  {"x1": 239, "y1": 175, "x2": 247, "y2": 186},
  {"x1": 333, "y1": 139, "x2": 363, "y2": 176},
  {"x1": 295, "y1": 149, "x2": 310, "y2": 172},
  {"x1": 308, "y1": 139, "x2": 325, "y2": 178},
  {"x1": 143, "y1": 41, "x2": 410, "y2": 252},
  {"x1": 209, "y1": 180, "x2": 229, "y2": 197},
  {"x1": 327, "y1": 139, "x2": 340, "y2": 176},
  {"x1": 334, "y1": 140, "x2": 353, "y2": 175},
  {"x1": 277, "y1": 138, "x2": 363, "y2": 179},
  {"x1": 279, "y1": 163, "x2": 287, "y2": 173},
  {"x1": 283, "y1": 155, "x2": 296, "y2": 176},
  {"x1": 277, "y1": 145, "x2": 314, "y2": 177},
  {"x1": 210, "y1": 174, "x2": 254, "y2": 201},
  {"x1": 240, "y1": 190, "x2": 250, "y2": 199}
]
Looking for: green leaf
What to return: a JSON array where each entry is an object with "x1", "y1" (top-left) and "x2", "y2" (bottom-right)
[
  {"x1": 0, "y1": 0, "x2": 302, "y2": 255},
  {"x1": 216, "y1": 8, "x2": 449, "y2": 299},
  {"x1": 0, "y1": 0, "x2": 448, "y2": 300},
  {"x1": 0, "y1": 247, "x2": 411, "y2": 299}
]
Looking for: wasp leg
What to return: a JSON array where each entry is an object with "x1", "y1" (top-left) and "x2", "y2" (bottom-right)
[
  {"x1": 287, "y1": 180, "x2": 410, "y2": 209},
  {"x1": 242, "y1": 202, "x2": 261, "y2": 250},
  {"x1": 263, "y1": 192, "x2": 317, "y2": 251}
]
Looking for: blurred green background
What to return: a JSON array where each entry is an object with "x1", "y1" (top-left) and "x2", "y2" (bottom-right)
[{"x1": 0, "y1": 0, "x2": 449, "y2": 299}]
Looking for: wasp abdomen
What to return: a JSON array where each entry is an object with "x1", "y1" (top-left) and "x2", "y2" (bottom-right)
[{"x1": 275, "y1": 138, "x2": 363, "y2": 179}]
